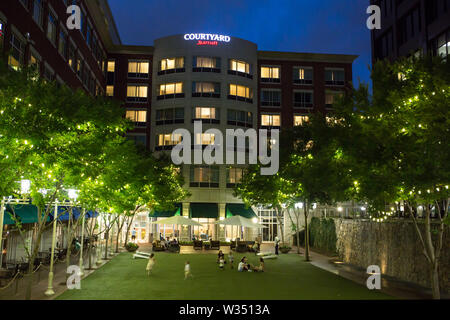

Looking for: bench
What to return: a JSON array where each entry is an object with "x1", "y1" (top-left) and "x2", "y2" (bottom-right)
[{"x1": 193, "y1": 240, "x2": 203, "y2": 250}]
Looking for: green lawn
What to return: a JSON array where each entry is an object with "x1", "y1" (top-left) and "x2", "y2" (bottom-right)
[{"x1": 57, "y1": 252, "x2": 393, "y2": 300}]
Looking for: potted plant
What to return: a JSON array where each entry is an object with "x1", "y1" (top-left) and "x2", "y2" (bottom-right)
[
  {"x1": 125, "y1": 242, "x2": 139, "y2": 252},
  {"x1": 279, "y1": 245, "x2": 291, "y2": 254}
]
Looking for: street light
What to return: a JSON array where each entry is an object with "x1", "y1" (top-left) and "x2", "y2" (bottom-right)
[
  {"x1": 252, "y1": 217, "x2": 258, "y2": 224},
  {"x1": 337, "y1": 206, "x2": 343, "y2": 212}
]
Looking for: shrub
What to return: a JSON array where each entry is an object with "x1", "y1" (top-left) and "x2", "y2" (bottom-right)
[{"x1": 125, "y1": 242, "x2": 139, "y2": 252}]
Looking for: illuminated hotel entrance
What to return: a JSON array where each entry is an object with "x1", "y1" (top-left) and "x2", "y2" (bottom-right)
[{"x1": 256, "y1": 208, "x2": 281, "y2": 243}]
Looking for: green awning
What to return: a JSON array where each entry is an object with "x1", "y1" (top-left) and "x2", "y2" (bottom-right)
[
  {"x1": 3, "y1": 204, "x2": 51, "y2": 225},
  {"x1": 226, "y1": 203, "x2": 257, "y2": 219},
  {"x1": 149, "y1": 204, "x2": 182, "y2": 218},
  {"x1": 190, "y1": 203, "x2": 218, "y2": 219}
]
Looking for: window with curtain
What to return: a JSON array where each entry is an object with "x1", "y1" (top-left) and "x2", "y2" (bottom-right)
[
  {"x1": 190, "y1": 166, "x2": 220, "y2": 188},
  {"x1": 193, "y1": 56, "x2": 221, "y2": 72},
  {"x1": 8, "y1": 33, "x2": 25, "y2": 71},
  {"x1": 126, "y1": 110, "x2": 147, "y2": 126},
  {"x1": 227, "y1": 167, "x2": 244, "y2": 187},
  {"x1": 229, "y1": 59, "x2": 250, "y2": 74},
  {"x1": 128, "y1": 60, "x2": 150, "y2": 78},
  {"x1": 192, "y1": 82, "x2": 220, "y2": 97},
  {"x1": 228, "y1": 84, "x2": 253, "y2": 102},
  {"x1": 156, "y1": 108, "x2": 185, "y2": 125},
  {"x1": 325, "y1": 92, "x2": 343, "y2": 109},
  {"x1": 156, "y1": 134, "x2": 182, "y2": 148},
  {"x1": 158, "y1": 82, "x2": 184, "y2": 97},
  {"x1": 294, "y1": 115, "x2": 310, "y2": 126},
  {"x1": 127, "y1": 85, "x2": 148, "y2": 102},
  {"x1": 261, "y1": 66, "x2": 280, "y2": 83},
  {"x1": 192, "y1": 107, "x2": 219, "y2": 123},
  {"x1": 195, "y1": 133, "x2": 215, "y2": 145},
  {"x1": 227, "y1": 110, "x2": 253, "y2": 127},
  {"x1": 293, "y1": 67, "x2": 313, "y2": 84},
  {"x1": 325, "y1": 69, "x2": 345, "y2": 85},
  {"x1": 160, "y1": 57, "x2": 184, "y2": 73},
  {"x1": 261, "y1": 114, "x2": 281, "y2": 127}
]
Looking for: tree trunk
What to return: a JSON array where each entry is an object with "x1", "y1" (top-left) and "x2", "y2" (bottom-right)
[
  {"x1": 104, "y1": 231, "x2": 109, "y2": 260},
  {"x1": 124, "y1": 215, "x2": 135, "y2": 247},
  {"x1": 295, "y1": 212, "x2": 301, "y2": 254},
  {"x1": 275, "y1": 207, "x2": 285, "y2": 244},
  {"x1": 304, "y1": 202, "x2": 310, "y2": 262},
  {"x1": 431, "y1": 262, "x2": 440, "y2": 299}
]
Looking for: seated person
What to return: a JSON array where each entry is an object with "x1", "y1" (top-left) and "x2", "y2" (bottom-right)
[
  {"x1": 217, "y1": 250, "x2": 226, "y2": 264},
  {"x1": 160, "y1": 239, "x2": 167, "y2": 249},
  {"x1": 237, "y1": 257, "x2": 251, "y2": 272},
  {"x1": 254, "y1": 258, "x2": 265, "y2": 272}
]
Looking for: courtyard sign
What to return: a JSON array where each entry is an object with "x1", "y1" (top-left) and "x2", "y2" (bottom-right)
[{"x1": 184, "y1": 33, "x2": 231, "y2": 46}]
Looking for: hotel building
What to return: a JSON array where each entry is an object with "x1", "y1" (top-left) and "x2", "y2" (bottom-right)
[{"x1": 0, "y1": 0, "x2": 357, "y2": 244}]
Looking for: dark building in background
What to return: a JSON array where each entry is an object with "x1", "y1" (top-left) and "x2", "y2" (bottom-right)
[{"x1": 371, "y1": 0, "x2": 450, "y2": 62}]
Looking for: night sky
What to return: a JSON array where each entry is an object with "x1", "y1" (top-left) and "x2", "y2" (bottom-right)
[{"x1": 108, "y1": 0, "x2": 372, "y2": 86}]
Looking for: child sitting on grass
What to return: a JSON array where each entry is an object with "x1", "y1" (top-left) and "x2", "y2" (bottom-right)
[
  {"x1": 184, "y1": 261, "x2": 193, "y2": 279},
  {"x1": 254, "y1": 257, "x2": 265, "y2": 272},
  {"x1": 146, "y1": 253, "x2": 155, "y2": 276},
  {"x1": 219, "y1": 257, "x2": 225, "y2": 270}
]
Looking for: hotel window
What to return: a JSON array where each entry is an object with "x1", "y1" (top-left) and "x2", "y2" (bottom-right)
[
  {"x1": 127, "y1": 85, "x2": 148, "y2": 102},
  {"x1": 325, "y1": 69, "x2": 345, "y2": 86},
  {"x1": 47, "y1": 12, "x2": 57, "y2": 45},
  {"x1": 8, "y1": 33, "x2": 25, "y2": 71},
  {"x1": 261, "y1": 114, "x2": 281, "y2": 127},
  {"x1": 261, "y1": 90, "x2": 281, "y2": 107},
  {"x1": 228, "y1": 84, "x2": 253, "y2": 103},
  {"x1": 325, "y1": 92, "x2": 343, "y2": 109},
  {"x1": 106, "y1": 85, "x2": 114, "y2": 97},
  {"x1": 76, "y1": 55, "x2": 84, "y2": 79},
  {"x1": 261, "y1": 66, "x2": 280, "y2": 83},
  {"x1": 294, "y1": 115, "x2": 310, "y2": 126},
  {"x1": 195, "y1": 133, "x2": 215, "y2": 145},
  {"x1": 68, "y1": 42, "x2": 76, "y2": 71},
  {"x1": 107, "y1": 60, "x2": 115, "y2": 86},
  {"x1": 156, "y1": 133, "x2": 182, "y2": 150},
  {"x1": 190, "y1": 166, "x2": 220, "y2": 188},
  {"x1": 192, "y1": 107, "x2": 220, "y2": 124},
  {"x1": 227, "y1": 167, "x2": 244, "y2": 188},
  {"x1": 156, "y1": 108, "x2": 185, "y2": 125},
  {"x1": 32, "y1": 0, "x2": 43, "y2": 27},
  {"x1": 86, "y1": 21, "x2": 93, "y2": 47},
  {"x1": 159, "y1": 57, "x2": 185, "y2": 74},
  {"x1": 128, "y1": 60, "x2": 150, "y2": 79},
  {"x1": 193, "y1": 56, "x2": 221, "y2": 72},
  {"x1": 0, "y1": 19, "x2": 4, "y2": 49},
  {"x1": 293, "y1": 67, "x2": 313, "y2": 85},
  {"x1": 157, "y1": 82, "x2": 184, "y2": 99},
  {"x1": 432, "y1": 30, "x2": 450, "y2": 57},
  {"x1": 229, "y1": 59, "x2": 252, "y2": 78},
  {"x1": 82, "y1": 64, "x2": 90, "y2": 88},
  {"x1": 29, "y1": 48, "x2": 41, "y2": 74},
  {"x1": 192, "y1": 82, "x2": 220, "y2": 98},
  {"x1": 126, "y1": 110, "x2": 147, "y2": 127},
  {"x1": 43, "y1": 63, "x2": 55, "y2": 82},
  {"x1": 293, "y1": 91, "x2": 313, "y2": 108},
  {"x1": 58, "y1": 30, "x2": 68, "y2": 60},
  {"x1": 227, "y1": 109, "x2": 253, "y2": 128},
  {"x1": 127, "y1": 135, "x2": 147, "y2": 147}
]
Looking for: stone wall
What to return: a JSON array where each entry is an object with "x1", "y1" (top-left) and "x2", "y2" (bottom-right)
[{"x1": 334, "y1": 219, "x2": 450, "y2": 293}]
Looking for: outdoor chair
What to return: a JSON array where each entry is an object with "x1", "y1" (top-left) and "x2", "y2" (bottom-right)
[
  {"x1": 152, "y1": 240, "x2": 165, "y2": 252},
  {"x1": 236, "y1": 241, "x2": 248, "y2": 253},
  {"x1": 210, "y1": 240, "x2": 220, "y2": 250},
  {"x1": 168, "y1": 243, "x2": 180, "y2": 253},
  {"x1": 193, "y1": 240, "x2": 203, "y2": 250},
  {"x1": 230, "y1": 242, "x2": 236, "y2": 251}
]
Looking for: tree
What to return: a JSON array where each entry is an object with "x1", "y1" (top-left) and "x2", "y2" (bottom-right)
[{"x1": 332, "y1": 56, "x2": 450, "y2": 299}]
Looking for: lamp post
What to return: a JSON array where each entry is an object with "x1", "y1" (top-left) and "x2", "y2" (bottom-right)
[
  {"x1": 44, "y1": 200, "x2": 59, "y2": 296},
  {"x1": 0, "y1": 197, "x2": 5, "y2": 268}
]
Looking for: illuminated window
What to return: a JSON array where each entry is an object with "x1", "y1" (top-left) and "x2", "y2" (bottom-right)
[
  {"x1": 195, "y1": 133, "x2": 215, "y2": 145},
  {"x1": 227, "y1": 109, "x2": 253, "y2": 127},
  {"x1": 156, "y1": 108, "x2": 185, "y2": 125},
  {"x1": 160, "y1": 57, "x2": 184, "y2": 71},
  {"x1": 227, "y1": 167, "x2": 244, "y2": 187},
  {"x1": 228, "y1": 84, "x2": 253, "y2": 102},
  {"x1": 293, "y1": 67, "x2": 313, "y2": 84},
  {"x1": 293, "y1": 91, "x2": 313, "y2": 108},
  {"x1": 261, "y1": 66, "x2": 280, "y2": 83},
  {"x1": 261, "y1": 90, "x2": 281, "y2": 107},
  {"x1": 261, "y1": 114, "x2": 281, "y2": 127},
  {"x1": 8, "y1": 33, "x2": 25, "y2": 71},
  {"x1": 325, "y1": 69, "x2": 345, "y2": 86},
  {"x1": 325, "y1": 92, "x2": 343, "y2": 109},
  {"x1": 156, "y1": 134, "x2": 182, "y2": 148},
  {"x1": 126, "y1": 110, "x2": 147, "y2": 126},
  {"x1": 107, "y1": 60, "x2": 115, "y2": 73},
  {"x1": 68, "y1": 42, "x2": 76, "y2": 71},
  {"x1": 294, "y1": 115, "x2": 309, "y2": 126},
  {"x1": 192, "y1": 82, "x2": 220, "y2": 97},
  {"x1": 193, "y1": 107, "x2": 218, "y2": 120},
  {"x1": 47, "y1": 12, "x2": 57, "y2": 45},
  {"x1": 127, "y1": 85, "x2": 148, "y2": 102},
  {"x1": 128, "y1": 60, "x2": 150, "y2": 78},
  {"x1": 229, "y1": 59, "x2": 250, "y2": 74},
  {"x1": 158, "y1": 82, "x2": 184, "y2": 97},
  {"x1": 29, "y1": 48, "x2": 41, "y2": 75},
  {"x1": 190, "y1": 166, "x2": 219, "y2": 188},
  {"x1": 106, "y1": 86, "x2": 114, "y2": 97},
  {"x1": 194, "y1": 56, "x2": 219, "y2": 68}
]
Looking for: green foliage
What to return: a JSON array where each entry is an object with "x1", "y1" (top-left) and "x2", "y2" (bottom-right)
[
  {"x1": 125, "y1": 242, "x2": 139, "y2": 252},
  {"x1": 308, "y1": 217, "x2": 337, "y2": 255}
]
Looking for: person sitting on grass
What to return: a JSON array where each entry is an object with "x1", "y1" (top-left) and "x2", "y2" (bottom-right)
[
  {"x1": 219, "y1": 256, "x2": 225, "y2": 270},
  {"x1": 184, "y1": 261, "x2": 193, "y2": 279},
  {"x1": 238, "y1": 257, "x2": 252, "y2": 272},
  {"x1": 254, "y1": 257, "x2": 265, "y2": 272},
  {"x1": 228, "y1": 252, "x2": 234, "y2": 269},
  {"x1": 146, "y1": 253, "x2": 155, "y2": 276}
]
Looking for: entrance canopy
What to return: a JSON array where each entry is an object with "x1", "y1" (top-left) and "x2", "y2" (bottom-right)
[
  {"x1": 226, "y1": 203, "x2": 257, "y2": 219},
  {"x1": 3, "y1": 204, "x2": 51, "y2": 225},
  {"x1": 149, "y1": 203, "x2": 182, "y2": 218},
  {"x1": 215, "y1": 215, "x2": 266, "y2": 228},
  {"x1": 150, "y1": 215, "x2": 202, "y2": 226},
  {"x1": 190, "y1": 203, "x2": 218, "y2": 219},
  {"x1": 52, "y1": 207, "x2": 99, "y2": 221}
]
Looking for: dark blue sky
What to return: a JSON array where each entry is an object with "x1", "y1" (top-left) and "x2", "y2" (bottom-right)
[{"x1": 109, "y1": 0, "x2": 372, "y2": 86}]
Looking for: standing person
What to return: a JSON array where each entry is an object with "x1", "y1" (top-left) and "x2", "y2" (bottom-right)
[
  {"x1": 274, "y1": 236, "x2": 280, "y2": 255},
  {"x1": 228, "y1": 252, "x2": 234, "y2": 269},
  {"x1": 146, "y1": 254, "x2": 155, "y2": 276},
  {"x1": 184, "y1": 261, "x2": 193, "y2": 279},
  {"x1": 131, "y1": 228, "x2": 137, "y2": 243}
]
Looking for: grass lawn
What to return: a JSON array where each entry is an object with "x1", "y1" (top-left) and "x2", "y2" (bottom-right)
[{"x1": 57, "y1": 252, "x2": 393, "y2": 300}]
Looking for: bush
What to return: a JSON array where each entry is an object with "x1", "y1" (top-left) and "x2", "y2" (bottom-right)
[
  {"x1": 125, "y1": 242, "x2": 139, "y2": 252},
  {"x1": 279, "y1": 245, "x2": 292, "y2": 254},
  {"x1": 292, "y1": 217, "x2": 337, "y2": 255}
]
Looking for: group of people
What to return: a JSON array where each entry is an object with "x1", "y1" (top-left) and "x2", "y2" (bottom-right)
[{"x1": 217, "y1": 250, "x2": 264, "y2": 272}]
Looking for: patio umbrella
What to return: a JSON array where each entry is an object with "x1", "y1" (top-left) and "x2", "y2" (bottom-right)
[
  {"x1": 150, "y1": 215, "x2": 203, "y2": 226},
  {"x1": 214, "y1": 215, "x2": 266, "y2": 228}
]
